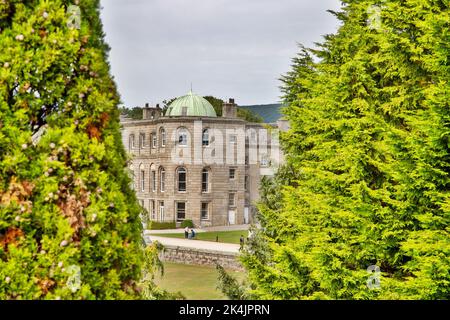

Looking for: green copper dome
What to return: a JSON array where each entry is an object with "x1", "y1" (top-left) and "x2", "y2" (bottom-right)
[{"x1": 165, "y1": 91, "x2": 217, "y2": 117}]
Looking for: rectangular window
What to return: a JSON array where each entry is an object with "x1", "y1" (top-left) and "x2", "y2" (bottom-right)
[
  {"x1": 152, "y1": 171, "x2": 156, "y2": 192},
  {"x1": 229, "y1": 168, "x2": 236, "y2": 180},
  {"x1": 178, "y1": 169, "x2": 187, "y2": 192},
  {"x1": 151, "y1": 200, "x2": 156, "y2": 220},
  {"x1": 160, "y1": 170, "x2": 165, "y2": 192},
  {"x1": 182, "y1": 107, "x2": 188, "y2": 116},
  {"x1": 228, "y1": 193, "x2": 236, "y2": 207},
  {"x1": 129, "y1": 135, "x2": 135, "y2": 150},
  {"x1": 152, "y1": 132, "x2": 157, "y2": 148},
  {"x1": 202, "y1": 170, "x2": 209, "y2": 193},
  {"x1": 229, "y1": 135, "x2": 237, "y2": 144},
  {"x1": 159, "y1": 201, "x2": 165, "y2": 221},
  {"x1": 140, "y1": 170, "x2": 145, "y2": 192},
  {"x1": 176, "y1": 202, "x2": 186, "y2": 221},
  {"x1": 201, "y1": 202, "x2": 209, "y2": 220},
  {"x1": 202, "y1": 129, "x2": 209, "y2": 146},
  {"x1": 179, "y1": 132, "x2": 188, "y2": 146},
  {"x1": 245, "y1": 175, "x2": 249, "y2": 191},
  {"x1": 161, "y1": 130, "x2": 166, "y2": 147},
  {"x1": 140, "y1": 133, "x2": 145, "y2": 148}
]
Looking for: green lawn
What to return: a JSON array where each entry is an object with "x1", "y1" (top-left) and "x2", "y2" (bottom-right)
[
  {"x1": 155, "y1": 262, "x2": 245, "y2": 300},
  {"x1": 156, "y1": 230, "x2": 248, "y2": 244}
]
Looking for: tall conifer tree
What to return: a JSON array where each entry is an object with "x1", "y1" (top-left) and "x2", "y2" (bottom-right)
[
  {"x1": 0, "y1": 0, "x2": 149, "y2": 299},
  {"x1": 242, "y1": 0, "x2": 449, "y2": 299}
]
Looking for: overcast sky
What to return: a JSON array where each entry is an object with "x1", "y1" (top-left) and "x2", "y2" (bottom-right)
[{"x1": 99, "y1": 0, "x2": 341, "y2": 107}]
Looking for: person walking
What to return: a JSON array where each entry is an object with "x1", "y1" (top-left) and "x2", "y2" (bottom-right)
[
  {"x1": 184, "y1": 226, "x2": 189, "y2": 239},
  {"x1": 240, "y1": 235, "x2": 245, "y2": 250}
]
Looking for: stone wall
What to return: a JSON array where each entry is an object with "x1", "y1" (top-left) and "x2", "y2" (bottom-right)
[{"x1": 159, "y1": 245, "x2": 243, "y2": 271}]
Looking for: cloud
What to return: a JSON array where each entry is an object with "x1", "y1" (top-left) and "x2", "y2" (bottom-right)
[{"x1": 100, "y1": 0, "x2": 341, "y2": 106}]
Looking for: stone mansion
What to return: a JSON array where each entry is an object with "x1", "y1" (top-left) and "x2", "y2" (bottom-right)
[{"x1": 120, "y1": 91, "x2": 286, "y2": 227}]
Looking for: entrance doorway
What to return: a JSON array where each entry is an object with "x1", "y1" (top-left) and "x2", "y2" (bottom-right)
[
  {"x1": 244, "y1": 207, "x2": 249, "y2": 224},
  {"x1": 228, "y1": 210, "x2": 236, "y2": 225}
]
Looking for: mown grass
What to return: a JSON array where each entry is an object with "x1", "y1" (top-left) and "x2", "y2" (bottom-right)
[
  {"x1": 156, "y1": 230, "x2": 249, "y2": 244},
  {"x1": 155, "y1": 262, "x2": 246, "y2": 300}
]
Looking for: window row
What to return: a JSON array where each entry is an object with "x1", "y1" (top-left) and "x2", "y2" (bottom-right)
[
  {"x1": 144, "y1": 200, "x2": 211, "y2": 222},
  {"x1": 136, "y1": 167, "x2": 249, "y2": 193},
  {"x1": 137, "y1": 167, "x2": 211, "y2": 193},
  {"x1": 129, "y1": 128, "x2": 212, "y2": 150},
  {"x1": 129, "y1": 128, "x2": 167, "y2": 150},
  {"x1": 135, "y1": 167, "x2": 249, "y2": 193}
]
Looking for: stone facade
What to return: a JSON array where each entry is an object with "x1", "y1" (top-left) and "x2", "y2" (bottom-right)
[
  {"x1": 120, "y1": 98, "x2": 283, "y2": 227},
  {"x1": 159, "y1": 245, "x2": 243, "y2": 271}
]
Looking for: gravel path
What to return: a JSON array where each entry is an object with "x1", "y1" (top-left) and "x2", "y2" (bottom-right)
[{"x1": 147, "y1": 235, "x2": 240, "y2": 254}]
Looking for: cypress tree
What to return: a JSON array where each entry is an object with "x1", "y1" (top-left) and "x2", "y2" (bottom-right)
[
  {"x1": 0, "y1": 0, "x2": 149, "y2": 299},
  {"x1": 241, "y1": 0, "x2": 449, "y2": 299}
]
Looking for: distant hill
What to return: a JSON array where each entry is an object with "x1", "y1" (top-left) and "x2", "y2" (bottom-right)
[{"x1": 239, "y1": 103, "x2": 284, "y2": 123}]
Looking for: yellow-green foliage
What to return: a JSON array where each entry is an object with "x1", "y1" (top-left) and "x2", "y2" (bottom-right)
[
  {"x1": 242, "y1": 0, "x2": 449, "y2": 299},
  {"x1": 0, "y1": 0, "x2": 146, "y2": 299}
]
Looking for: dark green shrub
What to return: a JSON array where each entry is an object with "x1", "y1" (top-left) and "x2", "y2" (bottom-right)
[
  {"x1": 149, "y1": 221, "x2": 176, "y2": 230},
  {"x1": 180, "y1": 220, "x2": 194, "y2": 228}
]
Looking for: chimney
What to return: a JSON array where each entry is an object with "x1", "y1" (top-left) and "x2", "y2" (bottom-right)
[
  {"x1": 142, "y1": 102, "x2": 151, "y2": 119},
  {"x1": 142, "y1": 102, "x2": 162, "y2": 120},
  {"x1": 222, "y1": 98, "x2": 237, "y2": 118}
]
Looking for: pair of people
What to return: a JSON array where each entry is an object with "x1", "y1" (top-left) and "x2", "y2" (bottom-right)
[{"x1": 184, "y1": 226, "x2": 196, "y2": 239}]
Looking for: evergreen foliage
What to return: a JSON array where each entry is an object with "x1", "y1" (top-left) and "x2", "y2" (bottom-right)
[
  {"x1": 0, "y1": 0, "x2": 154, "y2": 299},
  {"x1": 216, "y1": 264, "x2": 249, "y2": 300},
  {"x1": 118, "y1": 106, "x2": 144, "y2": 120},
  {"x1": 241, "y1": 0, "x2": 450, "y2": 299}
]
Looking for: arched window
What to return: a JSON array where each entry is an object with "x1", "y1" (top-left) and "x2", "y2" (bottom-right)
[
  {"x1": 177, "y1": 127, "x2": 188, "y2": 146},
  {"x1": 177, "y1": 167, "x2": 187, "y2": 192},
  {"x1": 202, "y1": 168, "x2": 209, "y2": 193},
  {"x1": 139, "y1": 163, "x2": 145, "y2": 192},
  {"x1": 160, "y1": 128, "x2": 166, "y2": 147},
  {"x1": 150, "y1": 163, "x2": 157, "y2": 192},
  {"x1": 160, "y1": 167, "x2": 166, "y2": 192},
  {"x1": 202, "y1": 129, "x2": 210, "y2": 146},
  {"x1": 129, "y1": 134, "x2": 135, "y2": 150}
]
